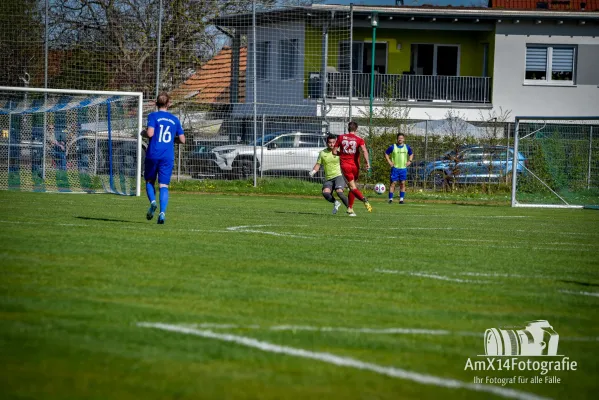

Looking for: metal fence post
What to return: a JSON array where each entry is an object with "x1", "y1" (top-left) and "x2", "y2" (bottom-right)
[
  {"x1": 94, "y1": 105, "x2": 99, "y2": 176},
  {"x1": 177, "y1": 144, "x2": 181, "y2": 182},
  {"x1": 348, "y1": 4, "x2": 353, "y2": 121},
  {"x1": 511, "y1": 119, "x2": 520, "y2": 206},
  {"x1": 261, "y1": 114, "x2": 265, "y2": 178},
  {"x1": 252, "y1": 0, "x2": 257, "y2": 187},
  {"x1": 588, "y1": 126, "x2": 593, "y2": 190},
  {"x1": 43, "y1": 1, "x2": 48, "y2": 180},
  {"x1": 321, "y1": 18, "x2": 329, "y2": 118},
  {"x1": 505, "y1": 122, "x2": 511, "y2": 183},
  {"x1": 155, "y1": 0, "x2": 163, "y2": 98},
  {"x1": 423, "y1": 119, "x2": 429, "y2": 188},
  {"x1": 7, "y1": 108, "x2": 11, "y2": 175},
  {"x1": 177, "y1": 102, "x2": 181, "y2": 182}
]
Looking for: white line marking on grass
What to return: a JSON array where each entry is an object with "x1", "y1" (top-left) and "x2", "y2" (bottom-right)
[
  {"x1": 0, "y1": 220, "x2": 44, "y2": 225},
  {"x1": 559, "y1": 290, "x2": 599, "y2": 298},
  {"x1": 513, "y1": 229, "x2": 599, "y2": 237},
  {"x1": 375, "y1": 269, "x2": 489, "y2": 284},
  {"x1": 58, "y1": 223, "x2": 89, "y2": 227},
  {"x1": 193, "y1": 323, "x2": 244, "y2": 329},
  {"x1": 138, "y1": 322, "x2": 547, "y2": 400},
  {"x1": 188, "y1": 323, "x2": 453, "y2": 336},
  {"x1": 274, "y1": 325, "x2": 453, "y2": 335},
  {"x1": 227, "y1": 225, "x2": 311, "y2": 238},
  {"x1": 476, "y1": 216, "x2": 530, "y2": 218},
  {"x1": 189, "y1": 229, "x2": 231, "y2": 233},
  {"x1": 161, "y1": 322, "x2": 599, "y2": 343},
  {"x1": 269, "y1": 325, "x2": 451, "y2": 335},
  {"x1": 458, "y1": 272, "x2": 529, "y2": 278}
]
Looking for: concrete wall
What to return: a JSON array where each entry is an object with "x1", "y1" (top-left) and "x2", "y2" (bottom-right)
[
  {"x1": 245, "y1": 20, "x2": 306, "y2": 107},
  {"x1": 492, "y1": 22, "x2": 599, "y2": 118}
]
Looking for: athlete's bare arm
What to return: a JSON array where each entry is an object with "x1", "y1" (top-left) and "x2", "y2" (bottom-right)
[{"x1": 360, "y1": 144, "x2": 371, "y2": 170}]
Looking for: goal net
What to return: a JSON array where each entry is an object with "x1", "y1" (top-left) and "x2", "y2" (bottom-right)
[
  {"x1": 0, "y1": 87, "x2": 143, "y2": 196},
  {"x1": 512, "y1": 116, "x2": 599, "y2": 208}
]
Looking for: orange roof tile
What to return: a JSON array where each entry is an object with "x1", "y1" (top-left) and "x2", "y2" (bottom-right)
[{"x1": 171, "y1": 46, "x2": 247, "y2": 104}]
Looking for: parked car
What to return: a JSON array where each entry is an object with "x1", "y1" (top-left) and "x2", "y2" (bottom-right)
[
  {"x1": 186, "y1": 141, "x2": 222, "y2": 179},
  {"x1": 418, "y1": 145, "x2": 528, "y2": 188},
  {"x1": 193, "y1": 132, "x2": 328, "y2": 179}
]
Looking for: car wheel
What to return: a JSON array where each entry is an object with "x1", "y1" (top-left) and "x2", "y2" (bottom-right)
[{"x1": 233, "y1": 158, "x2": 255, "y2": 179}]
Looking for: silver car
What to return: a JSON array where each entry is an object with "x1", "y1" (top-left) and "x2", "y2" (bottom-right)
[{"x1": 207, "y1": 132, "x2": 327, "y2": 179}]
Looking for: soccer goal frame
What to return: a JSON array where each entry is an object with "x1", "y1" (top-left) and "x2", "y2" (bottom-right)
[
  {"x1": 0, "y1": 86, "x2": 144, "y2": 196},
  {"x1": 511, "y1": 115, "x2": 599, "y2": 209}
]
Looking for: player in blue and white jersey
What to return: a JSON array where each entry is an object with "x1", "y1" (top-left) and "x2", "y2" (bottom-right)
[{"x1": 141, "y1": 93, "x2": 185, "y2": 224}]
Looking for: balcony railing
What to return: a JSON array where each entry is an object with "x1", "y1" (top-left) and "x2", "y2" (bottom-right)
[{"x1": 316, "y1": 72, "x2": 491, "y2": 104}]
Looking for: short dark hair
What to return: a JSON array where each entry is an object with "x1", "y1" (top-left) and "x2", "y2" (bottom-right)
[
  {"x1": 348, "y1": 121, "x2": 358, "y2": 132},
  {"x1": 326, "y1": 134, "x2": 337, "y2": 142},
  {"x1": 156, "y1": 92, "x2": 170, "y2": 109},
  {"x1": 397, "y1": 132, "x2": 405, "y2": 138}
]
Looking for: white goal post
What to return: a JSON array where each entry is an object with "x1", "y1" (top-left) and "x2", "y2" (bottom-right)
[
  {"x1": 0, "y1": 86, "x2": 144, "y2": 196},
  {"x1": 512, "y1": 116, "x2": 599, "y2": 209}
]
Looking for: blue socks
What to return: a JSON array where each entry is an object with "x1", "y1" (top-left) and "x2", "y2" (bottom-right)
[
  {"x1": 146, "y1": 182, "x2": 156, "y2": 203},
  {"x1": 159, "y1": 187, "x2": 169, "y2": 214},
  {"x1": 389, "y1": 192, "x2": 394, "y2": 200},
  {"x1": 400, "y1": 191, "x2": 405, "y2": 201}
]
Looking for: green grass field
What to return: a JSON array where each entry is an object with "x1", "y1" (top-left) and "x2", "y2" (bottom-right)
[{"x1": 1, "y1": 190, "x2": 598, "y2": 400}]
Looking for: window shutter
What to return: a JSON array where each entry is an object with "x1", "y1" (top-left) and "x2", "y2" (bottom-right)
[
  {"x1": 552, "y1": 47, "x2": 574, "y2": 72},
  {"x1": 526, "y1": 47, "x2": 547, "y2": 71}
]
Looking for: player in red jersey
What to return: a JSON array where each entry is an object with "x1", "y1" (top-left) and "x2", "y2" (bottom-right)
[{"x1": 333, "y1": 121, "x2": 372, "y2": 216}]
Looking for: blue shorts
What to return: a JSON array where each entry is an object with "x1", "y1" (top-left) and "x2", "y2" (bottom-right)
[
  {"x1": 145, "y1": 157, "x2": 174, "y2": 185},
  {"x1": 390, "y1": 167, "x2": 407, "y2": 183}
]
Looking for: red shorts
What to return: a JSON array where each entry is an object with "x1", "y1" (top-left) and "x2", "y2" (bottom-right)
[{"x1": 341, "y1": 163, "x2": 359, "y2": 182}]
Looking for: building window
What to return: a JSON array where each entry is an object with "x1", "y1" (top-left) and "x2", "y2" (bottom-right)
[
  {"x1": 257, "y1": 41, "x2": 270, "y2": 80},
  {"x1": 280, "y1": 39, "x2": 297, "y2": 80},
  {"x1": 339, "y1": 41, "x2": 387, "y2": 74},
  {"x1": 411, "y1": 44, "x2": 459, "y2": 76},
  {"x1": 525, "y1": 45, "x2": 575, "y2": 83},
  {"x1": 338, "y1": 41, "x2": 363, "y2": 72}
]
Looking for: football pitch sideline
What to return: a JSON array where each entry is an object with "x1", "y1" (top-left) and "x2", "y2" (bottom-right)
[{"x1": 0, "y1": 191, "x2": 598, "y2": 400}]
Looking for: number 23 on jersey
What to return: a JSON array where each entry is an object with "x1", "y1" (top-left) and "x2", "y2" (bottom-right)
[{"x1": 342, "y1": 139, "x2": 357, "y2": 154}]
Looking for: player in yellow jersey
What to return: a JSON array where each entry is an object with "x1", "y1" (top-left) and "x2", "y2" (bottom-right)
[
  {"x1": 309, "y1": 134, "x2": 350, "y2": 215},
  {"x1": 384, "y1": 133, "x2": 413, "y2": 204}
]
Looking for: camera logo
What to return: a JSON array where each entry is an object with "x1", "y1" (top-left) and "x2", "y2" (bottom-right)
[{"x1": 484, "y1": 320, "x2": 560, "y2": 356}]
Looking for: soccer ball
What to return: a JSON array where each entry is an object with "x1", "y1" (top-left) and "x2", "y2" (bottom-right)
[{"x1": 374, "y1": 183, "x2": 386, "y2": 195}]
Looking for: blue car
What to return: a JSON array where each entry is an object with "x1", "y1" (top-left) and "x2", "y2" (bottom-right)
[{"x1": 420, "y1": 145, "x2": 528, "y2": 187}]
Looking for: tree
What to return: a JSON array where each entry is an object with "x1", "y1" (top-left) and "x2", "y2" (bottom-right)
[
  {"x1": 478, "y1": 107, "x2": 511, "y2": 188},
  {"x1": 356, "y1": 83, "x2": 412, "y2": 184},
  {"x1": 437, "y1": 109, "x2": 475, "y2": 191},
  {"x1": 0, "y1": 0, "x2": 44, "y2": 87},
  {"x1": 47, "y1": 0, "x2": 277, "y2": 96}
]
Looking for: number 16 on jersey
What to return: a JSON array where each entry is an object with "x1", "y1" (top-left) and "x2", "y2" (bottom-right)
[{"x1": 158, "y1": 124, "x2": 172, "y2": 143}]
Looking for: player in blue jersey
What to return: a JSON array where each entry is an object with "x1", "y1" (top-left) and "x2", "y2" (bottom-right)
[
  {"x1": 384, "y1": 133, "x2": 413, "y2": 204},
  {"x1": 141, "y1": 93, "x2": 185, "y2": 224}
]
